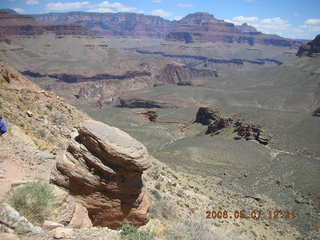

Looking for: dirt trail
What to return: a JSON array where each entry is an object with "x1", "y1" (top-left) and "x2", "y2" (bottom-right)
[
  {"x1": 0, "y1": 132, "x2": 53, "y2": 200},
  {"x1": 0, "y1": 134, "x2": 31, "y2": 200}
]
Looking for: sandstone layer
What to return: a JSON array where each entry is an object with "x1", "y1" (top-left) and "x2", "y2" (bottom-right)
[{"x1": 51, "y1": 120, "x2": 151, "y2": 229}]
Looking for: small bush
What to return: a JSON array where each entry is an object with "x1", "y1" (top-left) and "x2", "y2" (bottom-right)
[
  {"x1": 120, "y1": 224, "x2": 155, "y2": 240},
  {"x1": 8, "y1": 181, "x2": 55, "y2": 224},
  {"x1": 155, "y1": 183, "x2": 161, "y2": 190},
  {"x1": 150, "y1": 189, "x2": 161, "y2": 200}
]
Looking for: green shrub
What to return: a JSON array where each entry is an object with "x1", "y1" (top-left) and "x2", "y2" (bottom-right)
[
  {"x1": 155, "y1": 183, "x2": 161, "y2": 190},
  {"x1": 120, "y1": 224, "x2": 155, "y2": 240},
  {"x1": 8, "y1": 181, "x2": 55, "y2": 224},
  {"x1": 150, "y1": 189, "x2": 161, "y2": 200}
]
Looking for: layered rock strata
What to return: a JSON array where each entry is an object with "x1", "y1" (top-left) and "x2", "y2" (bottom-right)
[{"x1": 51, "y1": 120, "x2": 151, "y2": 229}]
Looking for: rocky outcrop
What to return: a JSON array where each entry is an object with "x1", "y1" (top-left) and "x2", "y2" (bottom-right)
[
  {"x1": 312, "y1": 106, "x2": 320, "y2": 117},
  {"x1": 118, "y1": 97, "x2": 175, "y2": 109},
  {"x1": 206, "y1": 117, "x2": 233, "y2": 135},
  {"x1": 0, "y1": 203, "x2": 41, "y2": 234},
  {"x1": 233, "y1": 121, "x2": 270, "y2": 145},
  {"x1": 139, "y1": 110, "x2": 158, "y2": 122},
  {"x1": 0, "y1": 64, "x2": 40, "y2": 91},
  {"x1": 194, "y1": 107, "x2": 232, "y2": 135},
  {"x1": 51, "y1": 120, "x2": 151, "y2": 229},
  {"x1": 194, "y1": 107, "x2": 220, "y2": 125},
  {"x1": 297, "y1": 34, "x2": 320, "y2": 57},
  {"x1": 194, "y1": 107, "x2": 270, "y2": 144},
  {"x1": 156, "y1": 63, "x2": 193, "y2": 86},
  {"x1": 33, "y1": 11, "x2": 300, "y2": 47}
]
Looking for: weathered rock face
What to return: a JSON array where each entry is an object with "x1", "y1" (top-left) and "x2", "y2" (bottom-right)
[
  {"x1": 297, "y1": 34, "x2": 320, "y2": 57},
  {"x1": 51, "y1": 120, "x2": 151, "y2": 229},
  {"x1": 0, "y1": 12, "x2": 37, "y2": 26},
  {"x1": 0, "y1": 64, "x2": 40, "y2": 91},
  {"x1": 206, "y1": 117, "x2": 233, "y2": 135},
  {"x1": 156, "y1": 63, "x2": 193, "y2": 86},
  {"x1": 194, "y1": 107, "x2": 220, "y2": 125},
  {"x1": 167, "y1": 13, "x2": 299, "y2": 47},
  {"x1": 233, "y1": 121, "x2": 270, "y2": 145},
  {"x1": 194, "y1": 107, "x2": 233, "y2": 135},
  {"x1": 34, "y1": 12, "x2": 172, "y2": 38},
  {"x1": 0, "y1": 12, "x2": 91, "y2": 37},
  {"x1": 0, "y1": 203, "x2": 41, "y2": 234},
  {"x1": 33, "y1": 11, "x2": 300, "y2": 47}
]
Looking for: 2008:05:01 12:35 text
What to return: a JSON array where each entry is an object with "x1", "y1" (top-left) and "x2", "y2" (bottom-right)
[{"x1": 206, "y1": 210, "x2": 296, "y2": 220}]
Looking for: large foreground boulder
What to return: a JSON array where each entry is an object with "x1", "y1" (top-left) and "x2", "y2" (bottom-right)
[{"x1": 51, "y1": 120, "x2": 151, "y2": 229}]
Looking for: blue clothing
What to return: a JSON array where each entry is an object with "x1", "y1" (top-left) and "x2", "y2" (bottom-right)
[{"x1": 0, "y1": 119, "x2": 8, "y2": 132}]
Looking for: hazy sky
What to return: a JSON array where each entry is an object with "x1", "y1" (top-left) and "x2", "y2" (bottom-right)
[{"x1": 1, "y1": 0, "x2": 320, "y2": 39}]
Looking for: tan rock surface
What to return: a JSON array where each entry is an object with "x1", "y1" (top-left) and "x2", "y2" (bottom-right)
[
  {"x1": 0, "y1": 233, "x2": 20, "y2": 240},
  {"x1": 68, "y1": 203, "x2": 92, "y2": 229},
  {"x1": 42, "y1": 221, "x2": 64, "y2": 231},
  {"x1": 53, "y1": 227, "x2": 73, "y2": 239}
]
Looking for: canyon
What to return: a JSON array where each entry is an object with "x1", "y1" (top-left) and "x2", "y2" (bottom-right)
[{"x1": 0, "y1": 9, "x2": 319, "y2": 239}]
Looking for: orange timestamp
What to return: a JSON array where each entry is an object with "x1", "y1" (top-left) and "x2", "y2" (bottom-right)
[{"x1": 206, "y1": 209, "x2": 296, "y2": 220}]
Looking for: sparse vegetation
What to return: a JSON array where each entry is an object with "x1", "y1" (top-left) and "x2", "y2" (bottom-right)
[
  {"x1": 166, "y1": 214, "x2": 243, "y2": 240},
  {"x1": 150, "y1": 199, "x2": 176, "y2": 220},
  {"x1": 150, "y1": 189, "x2": 161, "y2": 200},
  {"x1": 120, "y1": 224, "x2": 155, "y2": 240},
  {"x1": 7, "y1": 181, "x2": 55, "y2": 224}
]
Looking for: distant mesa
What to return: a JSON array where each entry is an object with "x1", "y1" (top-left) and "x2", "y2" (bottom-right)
[
  {"x1": 32, "y1": 11, "x2": 301, "y2": 47},
  {"x1": 177, "y1": 12, "x2": 218, "y2": 25},
  {"x1": 297, "y1": 34, "x2": 320, "y2": 57}
]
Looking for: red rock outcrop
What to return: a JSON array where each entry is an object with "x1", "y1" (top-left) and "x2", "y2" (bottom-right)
[
  {"x1": 51, "y1": 120, "x2": 151, "y2": 229},
  {"x1": 0, "y1": 12, "x2": 91, "y2": 37}
]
